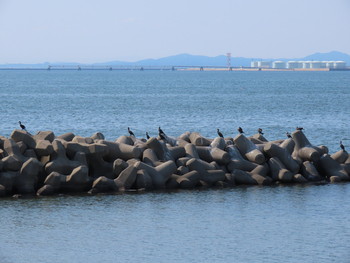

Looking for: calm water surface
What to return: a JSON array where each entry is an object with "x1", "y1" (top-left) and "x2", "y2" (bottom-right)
[
  {"x1": 0, "y1": 70, "x2": 349, "y2": 151},
  {"x1": 1, "y1": 185, "x2": 350, "y2": 263},
  {"x1": 0, "y1": 70, "x2": 350, "y2": 262}
]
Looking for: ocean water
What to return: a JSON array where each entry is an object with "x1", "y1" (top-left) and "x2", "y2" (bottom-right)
[
  {"x1": 1, "y1": 70, "x2": 350, "y2": 262},
  {"x1": 0, "y1": 70, "x2": 349, "y2": 151}
]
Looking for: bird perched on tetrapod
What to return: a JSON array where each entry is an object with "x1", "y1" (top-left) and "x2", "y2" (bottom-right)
[
  {"x1": 217, "y1": 129, "x2": 224, "y2": 138},
  {"x1": 237, "y1": 127, "x2": 244, "y2": 134},
  {"x1": 19, "y1": 121, "x2": 27, "y2": 132},
  {"x1": 128, "y1": 127, "x2": 135, "y2": 137}
]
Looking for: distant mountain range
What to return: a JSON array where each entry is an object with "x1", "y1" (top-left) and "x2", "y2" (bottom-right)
[{"x1": 1, "y1": 51, "x2": 349, "y2": 68}]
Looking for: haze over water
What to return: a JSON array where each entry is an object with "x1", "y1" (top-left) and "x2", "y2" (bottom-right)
[{"x1": 0, "y1": 70, "x2": 350, "y2": 262}]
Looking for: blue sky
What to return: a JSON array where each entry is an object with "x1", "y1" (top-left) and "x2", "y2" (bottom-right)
[{"x1": 0, "y1": 0, "x2": 349, "y2": 63}]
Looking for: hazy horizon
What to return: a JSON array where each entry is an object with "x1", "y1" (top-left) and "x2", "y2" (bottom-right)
[
  {"x1": 0, "y1": 0, "x2": 349, "y2": 63},
  {"x1": 0, "y1": 50, "x2": 349, "y2": 65}
]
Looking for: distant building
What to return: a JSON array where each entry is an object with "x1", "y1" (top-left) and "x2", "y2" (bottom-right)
[
  {"x1": 272, "y1": 61, "x2": 286, "y2": 69},
  {"x1": 250, "y1": 61, "x2": 271, "y2": 68},
  {"x1": 252, "y1": 60, "x2": 347, "y2": 69},
  {"x1": 251, "y1": 61, "x2": 259, "y2": 68},
  {"x1": 287, "y1": 61, "x2": 303, "y2": 69}
]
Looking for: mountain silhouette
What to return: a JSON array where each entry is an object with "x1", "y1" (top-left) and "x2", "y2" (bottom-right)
[{"x1": 1, "y1": 51, "x2": 349, "y2": 68}]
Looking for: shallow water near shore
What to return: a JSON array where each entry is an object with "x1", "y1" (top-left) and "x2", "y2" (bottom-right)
[
  {"x1": 1, "y1": 70, "x2": 350, "y2": 262},
  {"x1": 1, "y1": 184, "x2": 350, "y2": 263}
]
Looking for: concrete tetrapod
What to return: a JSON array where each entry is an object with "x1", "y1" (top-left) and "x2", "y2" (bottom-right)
[
  {"x1": 146, "y1": 137, "x2": 173, "y2": 161},
  {"x1": 89, "y1": 165, "x2": 139, "y2": 193},
  {"x1": 114, "y1": 165, "x2": 138, "y2": 190},
  {"x1": 134, "y1": 160, "x2": 177, "y2": 189},
  {"x1": 39, "y1": 165, "x2": 91, "y2": 194},
  {"x1": 234, "y1": 134, "x2": 265, "y2": 164},
  {"x1": 196, "y1": 137, "x2": 231, "y2": 165},
  {"x1": 2, "y1": 139, "x2": 29, "y2": 171},
  {"x1": 90, "y1": 132, "x2": 105, "y2": 141},
  {"x1": 34, "y1": 140, "x2": 54, "y2": 157},
  {"x1": 301, "y1": 161, "x2": 322, "y2": 181},
  {"x1": 232, "y1": 165, "x2": 272, "y2": 185},
  {"x1": 16, "y1": 158, "x2": 42, "y2": 194},
  {"x1": 10, "y1": 130, "x2": 36, "y2": 149},
  {"x1": 291, "y1": 130, "x2": 321, "y2": 162},
  {"x1": 112, "y1": 159, "x2": 129, "y2": 178},
  {"x1": 142, "y1": 148, "x2": 162, "y2": 167},
  {"x1": 57, "y1": 132, "x2": 75, "y2": 142},
  {"x1": 89, "y1": 176, "x2": 118, "y2": 194},
  {"x1": 268, "y1": 157, "x2": 294, "y2": 183},
  {"x1": 226, "y1": 145, "x2": 259, "y2": 172},
  {"x1": 186, "y1": 158, "x2": 226, "y2": 185},
  {"x1": 279, "y1": 138, "x2": 296, "y2": 155},
  {"x1": 45, "y1": 140, "x2": 81, "y2": 175},
  {"x1": 184, "y1": 143, "x2": 200, "y2": 159},
  {"x1": 135, "y1": 169, "x2": 153, "y2": 190},
  {"x1": 0, "y1": 171, "x2": 18, "y2": 195},
  {"x1": 97, "y1": 140, "x2": 142, "y2": 161},
  {"x1": 189, "y1": 132, "x2": 211, "y2": 146},
  {"x1": 263, "y1": 142, "x2": 300, "y2": 173},
  {"x1": 33, "y1": 131, "x2": 55, "y2": 142},
  {"x1": 85, "y1": 143, "x2": 114, "y2": 179},
  {"x1": 176, "y1": 170, "x2": 200, "y2": 189},
  {"x1": 331, "y1": 149, "x2": 349, "y2": 164},
  {"x1": 317, "y1": 154, "x2": 349, "y2": 181}
]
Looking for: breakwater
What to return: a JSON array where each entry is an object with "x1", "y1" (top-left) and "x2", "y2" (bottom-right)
[{"x1": 0, "y1": 129, "x2": 349, "y2": 197}]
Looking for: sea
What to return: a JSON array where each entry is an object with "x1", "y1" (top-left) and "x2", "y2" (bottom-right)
[{"x1": 0, "y1": 70, "x2": 350, "y2": 263}]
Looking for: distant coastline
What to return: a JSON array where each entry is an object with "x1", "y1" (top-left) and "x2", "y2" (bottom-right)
[
  {"x1": 0, "y1": 66, "x2": 348, "y2": 71},
  {"x1": 1, "y1": 50, "x2": 350, "y2": 69}
]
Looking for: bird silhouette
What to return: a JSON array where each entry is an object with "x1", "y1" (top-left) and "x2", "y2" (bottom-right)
[
  {"x1": 159, "y1": 132, "x2": 166, "y2": 140},
  {"x1": 146, "y1": 132, "x2": 150, "y2": 139},
  {"x1": 158, "y1": 126, "x2": 165, "y2": 135},
  {"x1": 217, "y1": 129, "x2": 224, "y2": 138},
  {"x1": 128, "y1": 127, "x2": 135, "y2": 137},
  {"x1": 286, "y1": 132, "x2": 292, "y2": 138},
  {"x1": 340, "y1": 140, "x2": 345, "y2": 151},
  {"x1": 237, "y1": 127, "x2": 244, "y2": 134},
  {"x1": 296, "y1": 127, "x2": 304, "y2": 131},
  {"x1": 258, "y1": 128, "x2": 264, "y2": 135},
  {"x1": 19, "y1": 121, "x2": 27, "y2": 131}
]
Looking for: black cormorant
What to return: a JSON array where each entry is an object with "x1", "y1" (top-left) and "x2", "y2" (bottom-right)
[
  {"x1": 128, "y1": 127, "x2": 135, "y2": 137},
  {"x1": 237, "y1": 127, "x2": 244, "y2": 134},
  {"x1": 217, "y1": 129, "x2": 224, "y2": 138},
  {"x1": 296, "y1": 127, "x2": 304, "y2": 131},
  {"x1": 159, "y1": 132, "x2": 166, "y2": 140},
  {"x1": 340, "y1": 141, "x2": 345, "y2": 151},
  {"x1": 286, "y1": 132, "x2": 292, "y2": 138},
  {"x1": 158, "y1": 126, "x2": 165, "y2": 135},
  {"x1": 19, "y1": 121, "x2": 26, "y2": 131},
  {"x1": 146, "y1": 132, "x2": 150, "y2": 139},
  {"x1": 258, "y1": 128, "x2": 264, "y2": 135}
]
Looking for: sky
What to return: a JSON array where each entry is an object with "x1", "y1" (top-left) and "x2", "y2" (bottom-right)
[{"x1": 0, "y1": 0, "x2": 349, "y2": 63}]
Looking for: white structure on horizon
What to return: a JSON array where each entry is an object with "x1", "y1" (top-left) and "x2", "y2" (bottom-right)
[
  {"x1": 250, "y1": 61, "x2": 271, "y2": 68},
  {"x1": 252, "y1": 60, "x2": 347, "y2": 69},
  {"x1": 272, "y1": 61, "x2": 286, "y2": 69}
]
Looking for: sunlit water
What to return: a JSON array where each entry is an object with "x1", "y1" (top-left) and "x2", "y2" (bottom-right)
[{"x1": 0, "y1": 70, "x2": 350, "y2": 262}]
